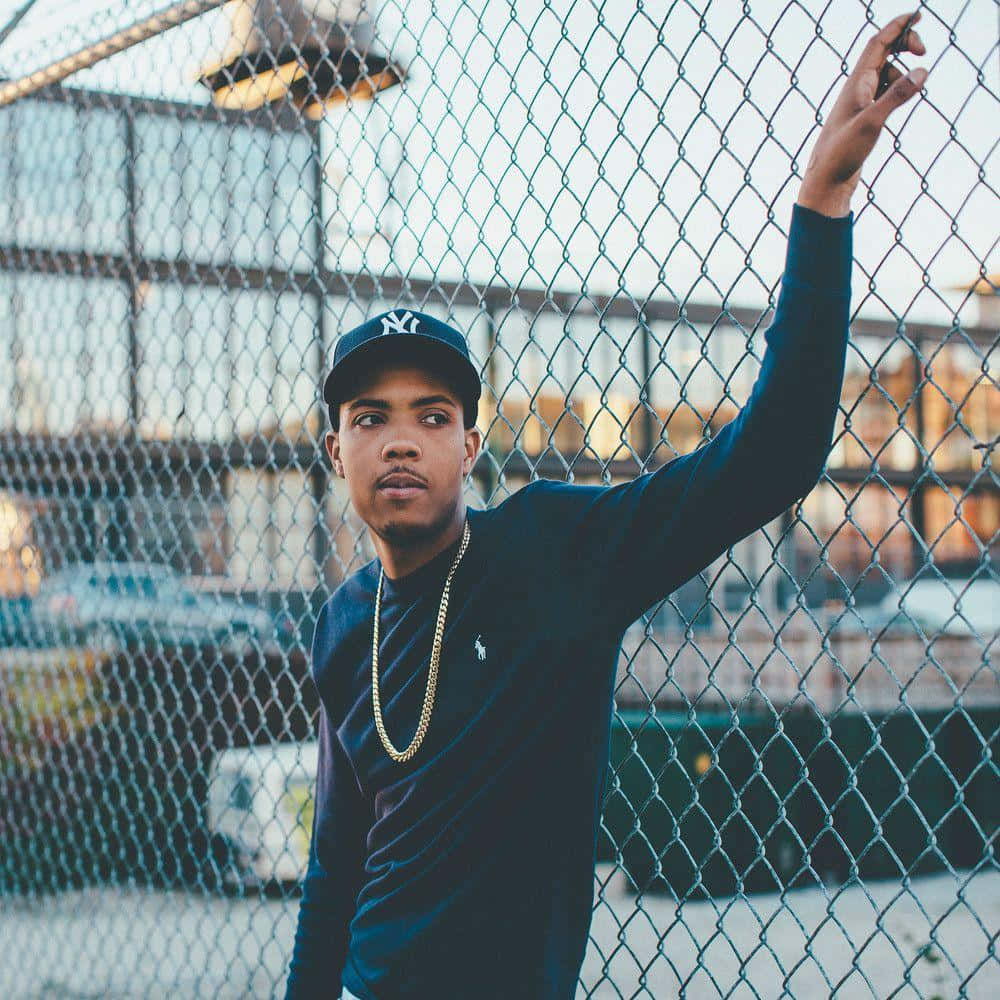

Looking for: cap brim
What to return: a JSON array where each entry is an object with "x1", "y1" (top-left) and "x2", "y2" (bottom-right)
[{"x1": 323, "y1": 333, "x2": 479, "y2": 414}]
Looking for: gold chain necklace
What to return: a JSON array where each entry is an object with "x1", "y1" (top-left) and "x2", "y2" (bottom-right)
[{"x1": 372, "y1": 514, "x2": 471, "y2": 763}]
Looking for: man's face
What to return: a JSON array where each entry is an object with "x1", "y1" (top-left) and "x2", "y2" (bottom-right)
[{"x1": 325, "y1": 361, "x2": 482, "y2": 543}]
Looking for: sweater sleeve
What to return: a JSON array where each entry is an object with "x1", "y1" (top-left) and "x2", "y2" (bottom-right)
[
  {"x1": 284, "y1": 605, "x2": 371, "y2": 998},
  {"x1": 523, "y1": 201, "x2": 853, "y2": 635}
]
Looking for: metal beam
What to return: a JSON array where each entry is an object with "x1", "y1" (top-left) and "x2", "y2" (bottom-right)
[
  {"x1": 0, "y1": 242, "x2": 994, "y2": 349},
  {"x1": 7, "y1": 77, "x2": 308, "y2": 130},
  {"x1": 0, "y1": 431, "x2": 995, "y2": 500},
  {"x1": 0, "y1": 0, "x2": 224, "y2": 108}
]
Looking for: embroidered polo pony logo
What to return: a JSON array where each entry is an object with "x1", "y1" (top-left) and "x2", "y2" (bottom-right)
[
  {"x1": 474, "y1": 634, "x2": 487, "y2": 661},
  {"x1": 380, "y1": 310, "x2": 421, "y2": 335}
]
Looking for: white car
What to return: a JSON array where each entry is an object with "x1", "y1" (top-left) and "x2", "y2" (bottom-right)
[
  {"x1": 206, "y1": 741, "x2": 319, "y2": 891},
  {"x1": 821, "y1": 575, "x2": 998, "y2": 640},
  {"x1": 874, "y1": 575, "x2": 998, "y2": 638}
]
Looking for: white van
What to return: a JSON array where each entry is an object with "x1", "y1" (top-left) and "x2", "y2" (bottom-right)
[{"x1": 206, "y1": 741, "x2": 319, "y2": 891}]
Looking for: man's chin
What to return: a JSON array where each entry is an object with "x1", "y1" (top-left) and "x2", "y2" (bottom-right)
[
  {"x1": 374, "y1": 511, "x2": 437, "y2": 544},
  {"x1": 366, "y1": 491, "x2": 459, "y2": 543}
]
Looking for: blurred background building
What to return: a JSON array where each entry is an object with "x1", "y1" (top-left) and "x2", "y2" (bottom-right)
[{"x1": 0, "y1": 0, "x2": 995, "y2": 689}]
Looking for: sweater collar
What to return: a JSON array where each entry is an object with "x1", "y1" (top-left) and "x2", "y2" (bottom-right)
[{"x1": 374, "y1": 507, "x2": 482, "y2": 600}]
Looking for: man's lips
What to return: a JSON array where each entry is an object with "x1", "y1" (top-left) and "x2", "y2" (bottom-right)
[{"x1": 377, "y1": 475, "x2": 427, "y2": 497}]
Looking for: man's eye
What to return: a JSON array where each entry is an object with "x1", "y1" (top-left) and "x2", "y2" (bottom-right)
[{"x1": 355, "y1": 412, "x2": 448, "y2": 427}]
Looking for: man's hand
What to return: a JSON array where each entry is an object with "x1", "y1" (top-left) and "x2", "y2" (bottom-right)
[{"x1": 797, "y1": 9, "x2": 930, "y2": 218}]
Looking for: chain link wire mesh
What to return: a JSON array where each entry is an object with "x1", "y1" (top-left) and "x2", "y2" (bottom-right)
[{"x1": 0, "y1": 0, "x2": 996, "y2": 996}]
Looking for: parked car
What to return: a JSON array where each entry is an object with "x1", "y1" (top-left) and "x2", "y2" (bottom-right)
[
  {"x1": 32, "y1": 561, "x2": 282, "y2": 654},
  {"x1": 874, "y1": 575, "x2": 998, "y2": 638},
  {"x1": 824, "y1": 575, "x2": 998, "y2": 639},
  {"x1": 205, "y1": 741, "x2": 319, "y2": 892}
]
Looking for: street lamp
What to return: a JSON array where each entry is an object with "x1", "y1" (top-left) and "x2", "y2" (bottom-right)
[{"x1": 197, "y1": 0, "x2": 405, "y2": 118}]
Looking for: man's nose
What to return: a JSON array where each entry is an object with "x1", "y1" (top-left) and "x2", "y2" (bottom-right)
[{"x1": 382, "y1": 438, "x2": 420, "y2": 459}]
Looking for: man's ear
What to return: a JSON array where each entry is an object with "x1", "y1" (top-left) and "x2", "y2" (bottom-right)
[
  {"x1": 463, "y1": 425, "x2": 482, "y2": 479},
  {"x1": 325, "y1": 430, "x2": 344, "y2": 478}
]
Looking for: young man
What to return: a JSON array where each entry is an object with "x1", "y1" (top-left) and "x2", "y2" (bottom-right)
[{"x1": 285, "y1": 12, "x2": 928, "y2": 998}]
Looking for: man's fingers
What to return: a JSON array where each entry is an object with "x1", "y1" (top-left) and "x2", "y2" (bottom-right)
[
  {"x1": 855, "y1": 9, "x2": 923, "y2": 78},
  {"x1": 897, "y1": 27, "x2": 926, "y2": 56},
  {"x1": 859, "y1": 65, "x2": 928, "y2": 133},
  {"x1": 880, "y1": 65, "x2": 904, "y2": 89}
]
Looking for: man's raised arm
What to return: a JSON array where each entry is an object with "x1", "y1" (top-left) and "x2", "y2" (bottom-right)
[
  {"x1": 520, "y1": 11, "x2": 929, "y2": 633},
  {"x1": 527, "y1": 200, "x2": 851, "y2": 632}
]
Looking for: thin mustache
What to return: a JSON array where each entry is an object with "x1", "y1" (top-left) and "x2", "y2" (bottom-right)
[{"x1": 378, "y1": 469, "x2": 426, "y2": 486}]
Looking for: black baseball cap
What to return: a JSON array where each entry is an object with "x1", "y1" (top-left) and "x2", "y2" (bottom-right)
[{"x1": 322, "y1": 308, "x2": 482, "y2": 429}]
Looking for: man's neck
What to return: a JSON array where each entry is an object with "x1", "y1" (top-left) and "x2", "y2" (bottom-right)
[{"x1": 374, "y1": 506, "x2": 467, "y2": 581}]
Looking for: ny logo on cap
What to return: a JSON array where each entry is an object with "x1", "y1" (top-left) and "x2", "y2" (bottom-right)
[{"x1": 380, "y1": 310, "x2": 420, "y2": 335}]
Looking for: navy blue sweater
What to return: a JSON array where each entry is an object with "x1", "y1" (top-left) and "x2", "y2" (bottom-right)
[{"x1": 285, "y1": 202, "x2": 853, "y2": 999}]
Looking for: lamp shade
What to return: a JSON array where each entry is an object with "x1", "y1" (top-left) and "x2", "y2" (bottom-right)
[{"x1": 198, "y1": 0, "x2": 404, "y2": 113}]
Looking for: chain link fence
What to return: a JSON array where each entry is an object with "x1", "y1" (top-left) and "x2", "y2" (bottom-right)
[{"x1": 0, "y1": 1, "x2": 996, "y2": 997}]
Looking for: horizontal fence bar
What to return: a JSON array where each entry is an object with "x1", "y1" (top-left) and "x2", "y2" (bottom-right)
[{"x1": 0, "y1": 243, "x2": 993, "y2": 349}]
